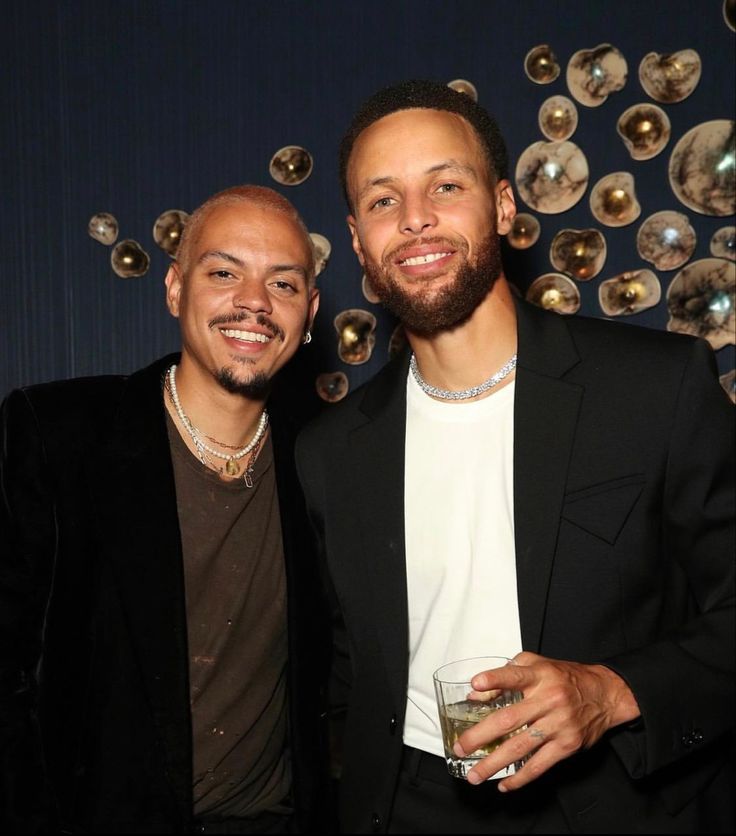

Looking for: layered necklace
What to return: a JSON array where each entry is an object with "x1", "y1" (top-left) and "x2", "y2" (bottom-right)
[
  {"x1": 409, "y1": 352, "x2": 517, "y2": 401},
  {"x1": 166, "y1": 364, "x2": 269, "y2": 487}
]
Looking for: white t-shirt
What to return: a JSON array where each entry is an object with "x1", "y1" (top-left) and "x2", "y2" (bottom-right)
[{"x1": 403, "y1": 371, "x2": 523, "y2": 757}]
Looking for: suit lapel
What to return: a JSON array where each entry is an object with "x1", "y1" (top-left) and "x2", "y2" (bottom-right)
[
  {"x1": 513, "y1": 301, "x2": 583, "y2": 651},
  {"x1": 351, "y1": 356, "x2": 410, "y2": 702},
  {"x1": 343, "y1": 301, "x2": 583, "y2": 679},
  {"x1": 91, "y1": 356, "x2": 192, "y2": 813}
]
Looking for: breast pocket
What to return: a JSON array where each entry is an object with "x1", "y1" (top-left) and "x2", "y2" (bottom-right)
[{"x1": 561, "y1": 474, "x2": 646, "y2": 545}]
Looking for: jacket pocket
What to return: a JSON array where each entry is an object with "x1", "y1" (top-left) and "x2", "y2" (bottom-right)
[{"x1": 561, "y1": 474, "x2": 646, "y2": 545}]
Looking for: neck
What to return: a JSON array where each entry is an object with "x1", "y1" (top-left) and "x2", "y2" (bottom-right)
[
  {"x1": 407, "y1": 276, "x2": 518, "y2": 395},
  {"x1": 171, "y1": 355, "x2": 268, "y2": 444}
]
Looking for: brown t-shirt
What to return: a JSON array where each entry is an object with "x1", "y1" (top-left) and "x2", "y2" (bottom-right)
[{"x1": 166, "y1": 414, "x2": 291, "y2": 819}]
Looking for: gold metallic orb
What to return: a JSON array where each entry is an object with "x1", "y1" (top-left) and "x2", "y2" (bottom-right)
[
  {"x1": 447, "y1": 79, "x2": 478, "y2": 101},
  {"x1": 110, "y1": 239, "x2": 150, "y2": 278},
  {"x1": 524, "y1": 45, "x2": 560, "y2": 84},
  {"x1": 639, "y1": 50, "x2": 702, "y2": 103},
  {"x1": 88, "y1": 212, "x2": 119, "y2": 245},
  {"x1": 152, "y1": 209, "x2": 189, "y2": 258},
  {"x1": 566, "y1": 43, "x2": 628, "y2": 107},
  {"x1": 666, "y1": 258, "x2": 736, "y2": 350},
  {"x1": 636, "y1": 211, "x2": 696, "y2": 271},
  {"x1": 526, "y1": 273, "x2": 580, "y2": 314},
  {"x1": 617, "y1": 103, "x2": 671, "y2": 161},
  {"x1": 668, "y1": 120, "x2": 736, "y2": 217},
  {"x1": 315, "y1": 372, "x2": 349, "y2": 403},
  {"x1": 710, "y1": 226, "x2": 736, "y2": 261},
  {"x1": 599, "y1": 269, "x2": 661, "y2": 316},
  {"x1": 725, "y1": 0, "x2": 736, "y2": 31},
  {"x1": 590, "y1": 172, "x2": 641, "y2": 227},
  {"x1": 269, "y1": 145, "x2": 314, "y2": 186},
  {"x1": 515, "y1": 140, "x2": 589, "y2": 214},
  {"x1": 309, "y1": 232, "x2": 331, "y2": 277},
  {"x1": 361, "y1": 273, "x2": 381, "y2": 303},
  {"x1": 334, "y1": 309, "x2": 377, "y2": 365},
  {"x1": 388, "y1": 324, "x2": 408, "y2": 360},
  {"x1": 549, "y1": 228, "x2": 607, "y2": 280},
  {"x1": 507, "y1": 213, "x2": 541, "y2": 250},
  {"x1": 538, "y1": 95, "x2": 578, "y2": 142}
]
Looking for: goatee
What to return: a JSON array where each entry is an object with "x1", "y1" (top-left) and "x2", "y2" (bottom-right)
[
  {"x1": 216, "y1": 367, "x2": 271, "y2": 399},
  {"x1": 363, "y1": 231, "x2": 504, "y2": 336}
]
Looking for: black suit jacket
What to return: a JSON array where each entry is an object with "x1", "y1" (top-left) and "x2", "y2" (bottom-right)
[
  {"x1": 295, "y1": 300, "x2": 735, "y2": 834},
  {"x1": 0, "y1": 354, "x2": 330, "y2": 834}
]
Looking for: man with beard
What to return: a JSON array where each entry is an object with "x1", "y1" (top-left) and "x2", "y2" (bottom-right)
[
  {"x1": 0, "y1": 185, "x2": 331, "y2": 833},
  {"x1": 295, "y1": 80, "x2": 734, "y2": 833}
]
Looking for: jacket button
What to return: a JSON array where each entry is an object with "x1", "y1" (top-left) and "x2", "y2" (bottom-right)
[
  {"x1": 389, "y1": 714, "x2": 397, "y2": 735},
  {"x1": 372, "y1": 812, "x2": 381, "y2": 831}
]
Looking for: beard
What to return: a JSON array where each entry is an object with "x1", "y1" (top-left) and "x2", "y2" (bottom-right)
[
  {"x1": 362, "y1": 230, "x2": 504, "y2": 336},
  {"x1": 209, "y1": 311, "x2": 284, "y2": 399},
  {"x1": 216, "y1": 366, "x2": 271, "y2": 399}
]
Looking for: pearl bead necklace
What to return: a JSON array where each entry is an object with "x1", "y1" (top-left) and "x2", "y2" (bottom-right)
[{"x1": 167, "y1": 364, "x2": 268, "y2": 478}]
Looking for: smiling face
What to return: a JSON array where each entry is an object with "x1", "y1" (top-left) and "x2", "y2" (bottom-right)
[
  {"x1": 346, "y1": 108, "x2": 515, "y2": 335},
  {"x1": 165, "y1": 200, "x2": 319, "y2": 398}
]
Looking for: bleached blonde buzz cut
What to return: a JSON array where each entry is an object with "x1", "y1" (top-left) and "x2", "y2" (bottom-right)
[{"x1": 175, "y1": 184, "x2": 316, "y2": 285}]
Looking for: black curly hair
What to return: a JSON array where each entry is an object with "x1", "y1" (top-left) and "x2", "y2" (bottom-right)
[{"x1": 339, "y1": 79, "x2": 509, "y2": 212}]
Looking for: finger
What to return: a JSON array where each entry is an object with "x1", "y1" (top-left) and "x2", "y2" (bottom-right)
[
  {"x1": 471, "y1": 662, "x2": 526, "y2": 692},
  {"x1": 466, "y1": 688, "x2": 503, "y2": 701},
  {"x1": 454, "y1": 702, "x2": 523, "y2": 758},
  {"x1": 466, "y1": 726, "x2": 547, "y2": 787},
  {"x1": 513, "y1": 650, "x2": 541, "y2": 666},
  {"x1": 497, "y1": 730, "x2": 558, "y2": 791}
]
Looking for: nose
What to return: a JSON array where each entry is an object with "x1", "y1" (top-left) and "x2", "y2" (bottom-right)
[
  {"x1": 399, "y1": 192, "x2": 438, "y2": 235},
  {"x1": 232, "y1": 278, "x2": 272, "y2": 313}
]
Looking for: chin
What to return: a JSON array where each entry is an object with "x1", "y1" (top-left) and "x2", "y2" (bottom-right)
[{"x1": 216, "y1": 367, "x2": 271, "y2": 399}]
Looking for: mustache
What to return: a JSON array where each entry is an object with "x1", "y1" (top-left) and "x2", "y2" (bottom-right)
[{"x1": 208, "y1": 311, "x2": 285, "y2": 341}]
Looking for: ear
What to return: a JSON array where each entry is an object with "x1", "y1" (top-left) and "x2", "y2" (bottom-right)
[
  {"x1": 346, "y1": 215, "x2": 366, "y2": 267},
  {"x1": 165, "y1": 263, "x2": 183, "y2": 318},
  {"x1": 494, "y1": 180, "x2": 517, "y2": 236},
  {"x1": 306, "y1": 287, "x2": 320, "y2": 330}
]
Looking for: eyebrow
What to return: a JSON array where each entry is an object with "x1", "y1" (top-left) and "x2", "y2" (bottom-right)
[
  {"x1": 427, "y1": 160, "x2": 479, "y2": 179},
  {"x1": 270, "y1": 263, "x2": 308, "y2": 280},
  {"x1": 355, "y1": 160, "x2": 479, "y2": 203},
  {"x1": 197, "y1": 250, "x2": 245, "y2": 267},
  {"x1": 197, "y1": 250, "x2": 307, "y2": 279}
]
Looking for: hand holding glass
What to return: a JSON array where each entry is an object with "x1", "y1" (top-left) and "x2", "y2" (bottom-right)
[{"x1": 433, "y1": 655, "x2": 528, "y2": 780}]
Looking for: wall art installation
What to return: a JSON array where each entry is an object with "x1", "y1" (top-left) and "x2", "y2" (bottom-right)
[{"x1": 79, "y1": 4, "x2": 734, "y2": 406}]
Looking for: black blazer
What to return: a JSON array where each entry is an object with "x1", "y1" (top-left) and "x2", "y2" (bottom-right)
[
  {"x1": 0, "y1": 354, "x2": 330, "y2": 834},
  {"x1": 295, "y1": 300, "x2": 735, "y2": 834}
]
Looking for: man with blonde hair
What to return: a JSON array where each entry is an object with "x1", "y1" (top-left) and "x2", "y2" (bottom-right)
[{"x1": 1, "y1": 184, "x2": 329, "y2": 833}]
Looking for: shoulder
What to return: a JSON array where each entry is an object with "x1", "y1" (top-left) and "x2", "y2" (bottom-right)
[
  {"x1": 2, "y1": 374, "x2": 126, "y2": 428},
  {"x1": 297, "y1": 350, "x2": 408, "y2": 450},
  {"x1": 1, "y1": 354, "x2": 175, "y2": 438},
  {"x1": 296, "y1": 385, "x2": 366, "y2": 455},
  {"x1": 560, "y1": 311, "x2": 713, "y2": 379},
  {"x1": 557, "y1": 314, "x2": 729, "y2": 424},
  {"x1": 565, "y1": 312, "x2": 696, "y2": 353}
]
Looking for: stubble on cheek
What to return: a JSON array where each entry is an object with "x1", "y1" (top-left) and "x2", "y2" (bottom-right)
[{"x1": 363, "y1": 230, "x2": 503, "y2": 335}]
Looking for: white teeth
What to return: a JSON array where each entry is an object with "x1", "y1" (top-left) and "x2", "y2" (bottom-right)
[
  {"x1": 221, "y1": 329, "x2": 270, "y2": 343},
  {"x1": 401, "y1": 252, "x2": 450, "y2": 266}
]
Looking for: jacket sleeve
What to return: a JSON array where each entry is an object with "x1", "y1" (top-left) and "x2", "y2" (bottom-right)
[
  {"x1": 603, "y1": 338, "x2": 735, "y2": 778},
  {"x1": 0, "y1": 390, "x2": 59, "y2": 832}
]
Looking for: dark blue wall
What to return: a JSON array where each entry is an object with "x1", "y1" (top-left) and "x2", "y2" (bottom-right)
[{"x1": 2, "y1": 0, "x2": 734, "y2": 405}]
